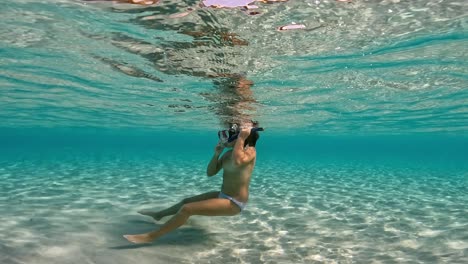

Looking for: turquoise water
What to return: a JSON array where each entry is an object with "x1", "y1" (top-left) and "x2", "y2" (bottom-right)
[{"x1": 1, "y1": 0, "x2": 468, "y2": 263}]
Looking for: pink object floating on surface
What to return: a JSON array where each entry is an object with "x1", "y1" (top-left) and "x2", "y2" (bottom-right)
[
  {"x1": 202, "y1": 0, "x2": 256, "y2": 8},
  {"x1": 277, "y1": 24, "x2": 306, "y2": 31},
  {"x1": 245, "y1": 5, "x2": 259, "y2": 9}
]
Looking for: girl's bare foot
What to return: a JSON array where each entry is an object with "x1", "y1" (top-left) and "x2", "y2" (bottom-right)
[{"x1": 123, "y1": 234, "x2": 153, "y2": 244}]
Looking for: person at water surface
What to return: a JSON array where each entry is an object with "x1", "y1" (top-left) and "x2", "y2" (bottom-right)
[{"x1": 124, "y1": 124, "x2": 261, "y2": 244}]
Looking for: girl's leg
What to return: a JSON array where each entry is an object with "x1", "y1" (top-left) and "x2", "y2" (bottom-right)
[
  {"x1": 138, "y1": 191, "x2": 220, "y2": 220},
  {"x1": 124, "y1": 198, "x2": 240, "y2": 243}
]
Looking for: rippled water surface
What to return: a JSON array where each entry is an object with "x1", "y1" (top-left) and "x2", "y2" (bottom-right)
[{"x1": 1, "y1": 0, "x2": 467, "y2": 133}]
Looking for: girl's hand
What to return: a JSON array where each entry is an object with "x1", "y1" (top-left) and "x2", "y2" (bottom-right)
[
  {"x1": 238, "y1": 127, "x2": 251, "y2": 140},
  {"x1": 214, "y1": 141, "x2": 225, "y2": 155}
]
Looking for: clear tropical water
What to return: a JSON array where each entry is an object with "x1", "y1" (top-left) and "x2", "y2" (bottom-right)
[{"x1": 1, "y1": 0, "x2": 467, "y2": 263}]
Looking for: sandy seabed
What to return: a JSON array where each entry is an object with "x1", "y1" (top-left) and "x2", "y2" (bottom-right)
[{"x1": 1, "y1": 152, "x2": 467, "y2": 264}]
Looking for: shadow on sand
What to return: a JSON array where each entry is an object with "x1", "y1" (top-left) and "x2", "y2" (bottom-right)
[{"x1": 108, "y1": 218, "x2": 215, "y2": 250}]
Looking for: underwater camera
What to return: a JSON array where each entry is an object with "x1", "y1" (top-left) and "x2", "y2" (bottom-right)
[{"x1": 218, "y1": 123, "x2": 264, "y2": 144}]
